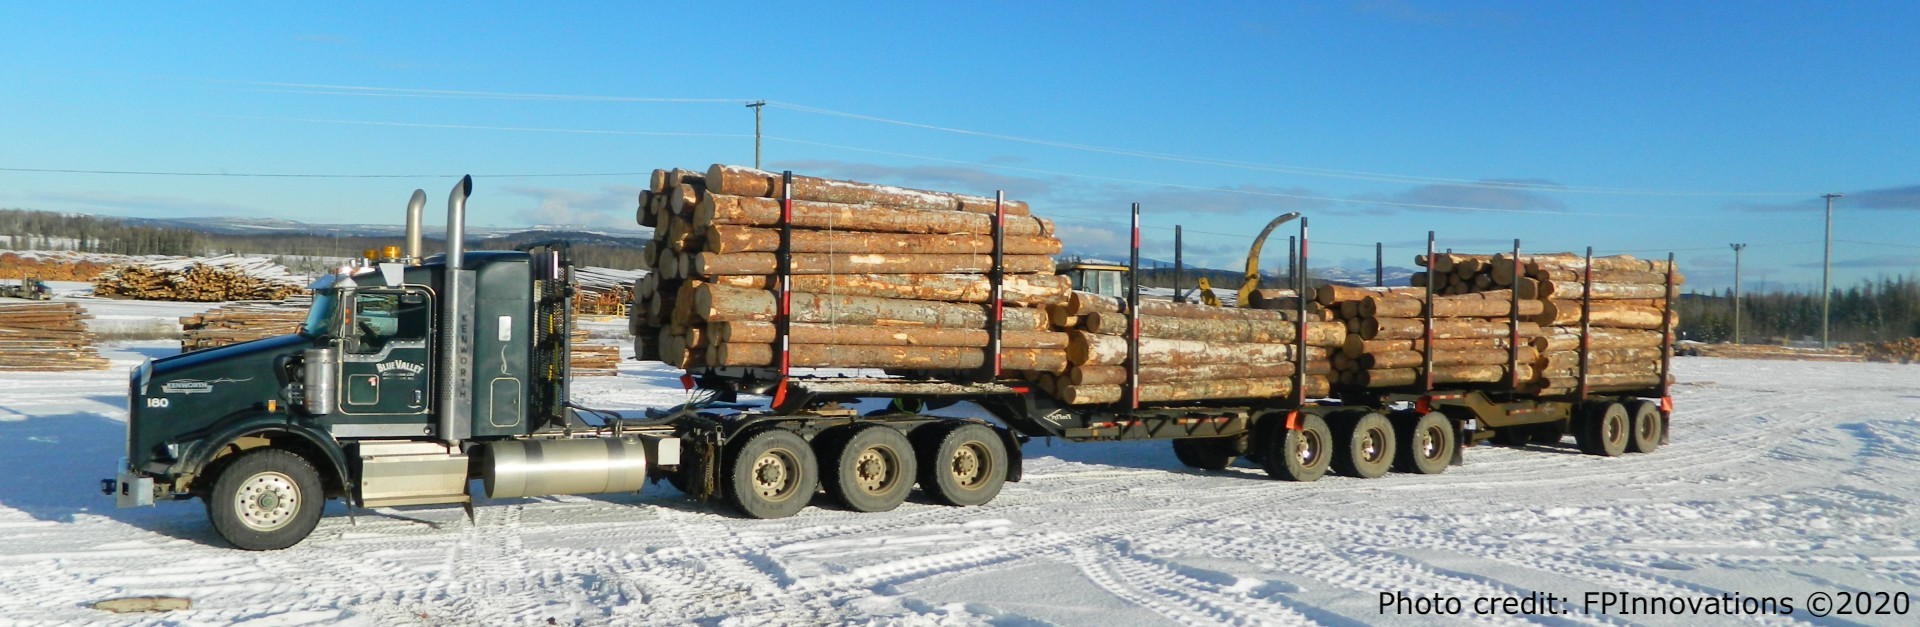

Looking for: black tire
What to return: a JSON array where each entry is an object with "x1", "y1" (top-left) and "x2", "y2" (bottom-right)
[
  {"x1": 1394, "y1": 412, "x2": 1454, "y2": 475},
  {"x1": 821, "y1": 425, "x2": 916, "y2": 512},
  {"x1": 1260, "y1": 412, "x2": 1332, "y2": 482},
  {"x1": 1626, "y1": 400, "x2": 1663, "y2": 454},
  {"x1": 1333, "y1": 412, "x2": 1396, "y2": 479},
  {"x1": 1493, "y1": 426, "x2": 1533, "y2": 447},
  {"x1": 1576, "y1": 402, "x2": 1630, "y2": 457},
  {"x1": 914, "y1": 422, "x2": 1007, "y2": 507},
  {"x1": 1530, "y1": 422, "x2": 1565, "y2": 445},
  {"x1": 207, "y1": 448, "x2": 326, "y2": 551},
  {"x1": 724, "y1": 428, "x2": 818, "y2": 519},
  {"x1": 1170, "y1": 438, "x2": 1237, "y2": 471}
]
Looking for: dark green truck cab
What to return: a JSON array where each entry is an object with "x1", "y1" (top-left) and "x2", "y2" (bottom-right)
[{"x1": 107, "y1": 180, "x2": 672, "y2": 550}]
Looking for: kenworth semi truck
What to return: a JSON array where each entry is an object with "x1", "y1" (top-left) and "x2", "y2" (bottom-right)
[{"x1": 106, "y1": 177, "x2": 1674, "y2": 550}]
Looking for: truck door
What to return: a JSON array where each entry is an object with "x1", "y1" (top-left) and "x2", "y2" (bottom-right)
[{"x1": 335, "y1": 288, "x2": 434, "y2": 429}]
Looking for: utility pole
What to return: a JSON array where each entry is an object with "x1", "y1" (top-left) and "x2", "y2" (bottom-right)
[
  {"x1": 1375, "y1": 242, "x2": 1384, "y2": 287},
  {"x1": 1821, "y1": 193, "x2": 1842, "y2": 349},
  {"x1": 745, "y1": 101, "x2": 767, "y2": 169},
  {"x1": 1173, "y1": 225, "x2": 1184, "y2": 303},
  {"x1": 1286, "y1": 236, "x2": 1297, "y2": 289},
  {"x1": 1730, "y1": 243, "x2": 1746, "y2": 344}
]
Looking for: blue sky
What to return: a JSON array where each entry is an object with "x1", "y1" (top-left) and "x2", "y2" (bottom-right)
[{"x1": 2, "y1": 1, "x2": 1916, "y2": 292}]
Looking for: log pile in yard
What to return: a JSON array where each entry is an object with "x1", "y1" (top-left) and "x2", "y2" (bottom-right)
[
  {"x1": 94, "y1": 255, "x2": 306, "y2": 302},
  {"x1": 1847, "y1": 338, "x2": 1920, "y2": 364},
  {"x1": 574, "y1": 266, "x2": 644, "y2": 316},
  {"x1": 1037, "y1": 290, "x2": 1343, "y2": 404},
  {"x1": 1403, "y1": 252, "x2": 1683, "y2": 395},
  {"x1": 0, "y1": 302, "x2": 109, "y2": 370},
  {"x1": 180, "y1": 300, "x2": 310, "y2": 352},
  {"x1": 569, "y1": 328, "x2": 621, "y2": 376},
  {"x1": 631, "y1": 165, "x2": 1070, "y2": 374}
]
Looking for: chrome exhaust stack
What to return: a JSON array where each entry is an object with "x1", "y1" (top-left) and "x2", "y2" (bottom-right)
[
  {"x1": 404, "y1": 189, "x2": 427, "y2": 265},
  {"x1": 438, "y1": 176, "x2": 474, "y2": 444}
]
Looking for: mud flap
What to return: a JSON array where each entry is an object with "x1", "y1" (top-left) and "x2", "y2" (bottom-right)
[{"x1": 997, "y1": 428, "x2": 1025, "y2": 483}]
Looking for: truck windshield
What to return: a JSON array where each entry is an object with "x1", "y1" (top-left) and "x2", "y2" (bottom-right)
[{"x1": 301, "y1": 292, "x2": 338, "y2": 337}]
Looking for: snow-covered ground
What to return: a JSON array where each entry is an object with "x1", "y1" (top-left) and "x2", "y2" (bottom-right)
[{"x1": 1, "y1": 343, "x2": 1916, "y2": 624}]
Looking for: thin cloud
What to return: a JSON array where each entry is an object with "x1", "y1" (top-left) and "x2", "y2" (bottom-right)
[
  {"x1": 1737, "y1": 184, "x2": 1920, "y2": 213},
  {"x1": 1793, "y1": 255, "x2": 1920, "y2": 269},
  {"x1": 1354, "y1": 179, "x2": 1568, "y2": 214},
  {"x1": 774, "y1": 160, "x2": 1055, "y2": 197},
  {"x1": 502, "y1": 185, "x2": 646, "y2": 230},
  {"x1": 23, "y1": 190, "x2": 263, "y2": 217}
]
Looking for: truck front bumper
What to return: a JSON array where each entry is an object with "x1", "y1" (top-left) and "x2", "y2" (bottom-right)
[{"x1": 102, "y1": 457, "x2": 155, "y2": 508}]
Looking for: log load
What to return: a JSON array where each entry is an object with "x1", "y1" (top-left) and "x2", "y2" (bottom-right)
[
  {"x1": 93, "y1": 255, "x2": 306, "y2": 302},
  {"x1": 634, "y1": 165, "x2": 1066, "y2": 379},
  {"x1": 1408, "y1": 252, "x2": 1685, "y2": 394},
  {"x1": 1040, "y1": 291, "x2": 1336, "y2": 405},
  {"x1": 0, "y1": 302, "x2": 110, "y2": 370}
]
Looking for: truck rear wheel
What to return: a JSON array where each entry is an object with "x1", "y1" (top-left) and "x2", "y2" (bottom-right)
[
  {"x1": 207, "y1": 448, "x2": 326, "y2": 551},
  {"x1": 1260, "y1": 412, "x2": 1331, "y2": 482},
  {"x1": 1333, "y1": 412, "x2": 1395, "y2": 479},
  {"x1": 821, "y1": 425, "x2": 916, "y2": 512},
  {"x1": 915, "y1": 422, "x2": 1006, "y2": 507},
  {"x1": 1395, "y1": 412, "x2": 1453, "y2": 475},
  {"x1": 1171, "y1": 438, "x2": 1237, "y2": 471},
  {"x1": 724, "y1": 428, "x2": 818, "y2": 519},
  {"x1": 1577, "y1": 402, "x2": 1630, "y2": 457},
  {"x1": 1626, "y1": 400, "x2": 1663, "y2": 454}
]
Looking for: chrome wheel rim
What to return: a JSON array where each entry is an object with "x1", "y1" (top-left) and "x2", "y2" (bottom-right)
[
  {"x1": 235, "y1": 471, "x2": 300, "y2": 532},
  {"x1": 1359, "y1": 427, "x2": 1386, "y2": 464},
  {"x1": 1294, "y1": 430, "x2": 1323, "y2": 466}
]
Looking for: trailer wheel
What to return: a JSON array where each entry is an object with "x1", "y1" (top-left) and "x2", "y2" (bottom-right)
[
  {"x1": 821, "y1": 425, "x2": 916, "y2": 512},
  {"x1": 1333, "y1": 412, "x2": 1396, "y2": 479},
  {"x1": 1260, "y1": 412, "x2": 1331, "y2": 482},
  {"x1": 724, "y1": 428, "x2": 817, "y2": 519},
  {"x1": 1394, "y1": 412, "x2": 1453, "y2": 475},
  {"x1": 1576, "y1": 402, "x2": 1630, "y2": 457},
  {"x1": 206, "y1": 448, "x2": 326, "y2": 551},
  {"x1": 1626, "y1": 400, "x2": 1663, "y2": 454},
  {"x1": 1171, "y1": 438, "x2": 1236, "y2": 471},
  {"x1": 915, "y1": 423, "x2": 1006, "y2": 507}
]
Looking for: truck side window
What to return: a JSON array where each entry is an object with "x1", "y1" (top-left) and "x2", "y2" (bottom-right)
[{"x1": 351, "y1": 290, "x2": 429, "y2": 352}]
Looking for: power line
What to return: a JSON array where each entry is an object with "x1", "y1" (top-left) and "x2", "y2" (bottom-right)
[
  {"x1": 188, "y1": 78, "x2": 1819, "y2": 199},
  {"x1": 0, "y1": 167, "x2": 647, "y2": 179},
  {"x1": 220, "y1": 115, "x2": 752, "y2": 139}
]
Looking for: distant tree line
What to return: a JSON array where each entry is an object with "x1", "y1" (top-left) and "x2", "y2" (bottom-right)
[
  {"x1": 0, "y1": 208, "x2": 648, "y2": 272},
  {"x1": 1677, "y1": 276, "x2": 1920, "y2": 344}
]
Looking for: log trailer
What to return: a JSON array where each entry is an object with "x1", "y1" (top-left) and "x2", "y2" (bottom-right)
[{"x1": 105, "y1": 177, "x2": 1675, "y2": 550}]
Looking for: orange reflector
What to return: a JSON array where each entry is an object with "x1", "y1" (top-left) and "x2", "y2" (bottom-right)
[
  {"x1": 1660, "y1": 396, "x2": 1673, "y2": 413},
  {"x1": 267, "y1": 399, "x2": 277, "y2": 412},
  {"x1": 1285, "y1": 410, "x2": 1301, "y2": 431},
  {"x1": 1415, "y1": 396, "x2": 1432, "y2": 415}
]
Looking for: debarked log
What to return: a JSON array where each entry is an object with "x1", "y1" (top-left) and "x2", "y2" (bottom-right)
[{"x1": 706, "y1": 343, "x2": 1066, "y2": 372}]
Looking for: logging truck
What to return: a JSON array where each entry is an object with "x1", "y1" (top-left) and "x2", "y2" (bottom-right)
[{"x1": 106, "y1": 176, "x2": 1675, "y2": 550}]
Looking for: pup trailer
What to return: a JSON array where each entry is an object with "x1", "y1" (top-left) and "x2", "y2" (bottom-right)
[{"x1": 105, "y1": 176, "x2": 1674, "y2": 550}]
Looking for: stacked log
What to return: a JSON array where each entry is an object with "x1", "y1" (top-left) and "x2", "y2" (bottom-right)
[
  {"x1": 1318, "y1": 286, "x2": 1544, "y2": 389},
  {"x1": 632, "y1": 165, "x2": 1069, "y2": 374},
  {"x1": 574, "y1": 266, "x2": 644, "y2": 316},
  {"x1": 1412, "y1": 252, "x2": 1682, "y2": 394},
  {"x1": 180, "y1": 300, "x2": 311, "y2": 352},
  {"x1": 0, "y1": 302, "x2": 109, "y2": 370},
  {"x1": 1038, "y1": 290, "x2": 1342, "y2": 404},
  {"x1": 94, "y1": 255, "x2": 306, "y2": 302},
  {"x1": 1847, "y1": 338, "x2": 1920, "y2": 364},
  {"x1": 570, "y1": 328, "x2": 621, "y2": 376}
]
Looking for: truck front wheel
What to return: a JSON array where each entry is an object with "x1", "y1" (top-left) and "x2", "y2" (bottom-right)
[{"x1": 206, "y1": 448, "x2": 326, "y2": 551}]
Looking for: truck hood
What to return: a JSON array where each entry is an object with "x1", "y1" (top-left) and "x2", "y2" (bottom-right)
[{"x1": 150, "y1": 334, "x2": 311, "y2": 380}]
